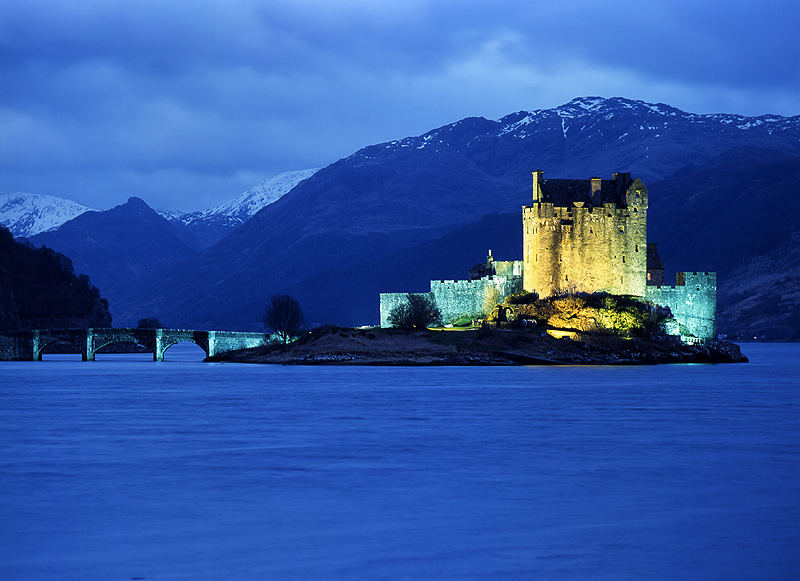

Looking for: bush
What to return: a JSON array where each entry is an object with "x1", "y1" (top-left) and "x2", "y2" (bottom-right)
[
  {"x1": 505, "y1": 291, "x2": 538, "y2": 305},
  {"x1": 389, "y1": 294, "x2": 441, "y2": 330},
  {"x1": 508, "y1": 291, "x2": 673, "y2": 337}
]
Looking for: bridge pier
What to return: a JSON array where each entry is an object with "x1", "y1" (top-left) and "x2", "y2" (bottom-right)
[
  {"x1": 32, "y1": 330, "x2": 41, "y2": 361},
  {"x1": 83, "y1": 328, "x2": 94, "y2": 361},
  {"x1": 207, "y1": 331, "x2": 216, "y2": 358},
  {"x1": 154, "y1": 329, "x2": 164, "y2": 362}
]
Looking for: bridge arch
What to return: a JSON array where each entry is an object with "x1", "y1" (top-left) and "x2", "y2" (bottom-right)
[
  {"x1": 157, "y1": 340, "x2": 209, "y2": 361},
  {"x1": 91, "y1": 339, "x2": 149, "y2": 358},
  {"x1": 35, "y1": 338, "x2": 81, "y2": 360},
  {"x1": 153, "y1": 330, "x2": 210, "y2": 361}
]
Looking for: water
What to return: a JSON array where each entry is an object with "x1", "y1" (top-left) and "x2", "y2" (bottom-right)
[{"x1": 1, "y1": 343, "x2": 799, "y2": 580}]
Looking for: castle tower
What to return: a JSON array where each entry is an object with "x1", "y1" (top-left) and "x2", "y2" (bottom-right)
[{"x1": 522, "y1": 171, "x2": 648, "y2": 298}]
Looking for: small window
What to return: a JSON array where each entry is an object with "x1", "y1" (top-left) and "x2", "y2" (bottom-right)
[
  {"x1": 635, "y1": 245, "x2": 639, "y2": 252},
  {"x1": 622, "y1": 256, "x2": 626, "y2": 263},
  {"x1": 647, "y1": 272, "x2": 652, "y2": 281}
]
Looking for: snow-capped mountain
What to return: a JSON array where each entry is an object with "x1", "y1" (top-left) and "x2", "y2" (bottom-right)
[
  {"x1": 183, "y1": 168, "x2": 319, "y2": 225},
  {"x1": 0, "y1": 192, "x2": 94, "y2": 237},
  {"x1": 158, "y1": 168, "x2": 319, "y2": 241},
  {"x1": 116, "y1": 96, "x2": 800, "y2": 334},
  {"x1": 383, "y1": 96, "x2": 800, "y2": 156},
  {"x1": 157, "y1": 169, "x2": 319, "y2": 248}
]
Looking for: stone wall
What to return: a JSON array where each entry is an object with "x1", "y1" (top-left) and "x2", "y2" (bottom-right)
[
  {"x1": 523, "y1": 180, "x2": 648, "y2": 298},
  {"x1": 646, "y1": 272, "x2": 717, "y2": 340},
  {"x1": 430, "y1": 275, "x2": 522, "y2": 325},
  {"x1": 493, "y1": 260, "x2": 523, "y2": 277},
  {"x1": 379, "y1": 276, "x2": 523, "y2": 328}
]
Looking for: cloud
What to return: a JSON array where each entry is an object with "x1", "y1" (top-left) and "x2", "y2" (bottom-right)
[{"x1": 1, "y1": 0, "x2": 798, "y2": 210}]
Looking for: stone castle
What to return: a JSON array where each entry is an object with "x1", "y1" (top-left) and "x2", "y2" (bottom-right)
[{"x1": 380, "y1": 170, "x2": 716, "y2": 341}]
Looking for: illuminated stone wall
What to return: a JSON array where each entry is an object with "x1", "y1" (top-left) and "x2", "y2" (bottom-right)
[
  {"x1": 430, "y1": 275, "x2": 522, "y2": 324},
  {"x1": 523, "y1": 179, "x2": 648, "y2": 298},
  {"x1": 379, "y1": 276, "x2": 523, "y2": 328},
  {"x1": 645, "y1": 272, "x2": 717, "y2": 339}
]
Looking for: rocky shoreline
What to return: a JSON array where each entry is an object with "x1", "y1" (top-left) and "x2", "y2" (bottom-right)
[{"x1": 206, "y1": 326, "x2": 748, "y2": 366}]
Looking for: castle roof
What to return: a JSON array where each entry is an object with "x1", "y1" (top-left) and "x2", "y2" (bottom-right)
[{"x1": 540, "y1": 178, "x2": 630, "y2": 207}]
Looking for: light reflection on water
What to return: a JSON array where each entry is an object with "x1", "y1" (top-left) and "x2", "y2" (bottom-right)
[{"x1": 1, "y1": 343, "x2": 798, "y2": 580}]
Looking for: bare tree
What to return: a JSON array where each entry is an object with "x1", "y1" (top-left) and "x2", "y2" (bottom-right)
[{"x1": 263, "y1": 294, "x2": 304, "y2": 343}]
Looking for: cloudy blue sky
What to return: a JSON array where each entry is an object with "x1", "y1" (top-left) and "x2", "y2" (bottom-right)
[{"x1": 2, "y1": 0, "x2": 798, "y2": 211}]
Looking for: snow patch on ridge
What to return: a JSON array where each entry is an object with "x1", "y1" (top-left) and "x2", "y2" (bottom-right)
[
  {"x1": 178, "y1": 168, "x2": 320, "y2": 226},
  {"x1": 0, "y1": 192, "x2": 94, "y2": 237}
]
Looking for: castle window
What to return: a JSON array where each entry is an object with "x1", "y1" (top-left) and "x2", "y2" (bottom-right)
[
  {"x1": 622, "y1": 256, "x2": 626, "y2": 263},
  {"x1": 647, "y1": 272, "x2": 652, "y2": 281},
  {"x1": 635, "y1": 245, "x2": 639, "y2": 252}
]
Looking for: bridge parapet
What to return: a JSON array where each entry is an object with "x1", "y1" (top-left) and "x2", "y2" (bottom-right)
[{"x1": 0, "y1": 328, "x2": 272, "y2": 361}]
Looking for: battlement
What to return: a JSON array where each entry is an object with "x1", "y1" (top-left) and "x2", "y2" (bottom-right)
[{"x1": 528, "y1": 170, "x2": 646, "y2": 210}]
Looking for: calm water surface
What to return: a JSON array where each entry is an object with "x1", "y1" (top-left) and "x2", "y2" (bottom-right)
[{"x1": 1, "y1": 343, "x2": 799, "y2": 580}]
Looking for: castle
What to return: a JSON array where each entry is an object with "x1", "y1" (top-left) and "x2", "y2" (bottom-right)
[{"x1": 380, "y1": 170, "x2": 716, "y2": 341}]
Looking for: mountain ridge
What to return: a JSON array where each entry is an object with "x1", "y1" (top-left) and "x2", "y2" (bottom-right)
[{"x1": 109, "y1": 97, "x2": 800, "y2": 332}]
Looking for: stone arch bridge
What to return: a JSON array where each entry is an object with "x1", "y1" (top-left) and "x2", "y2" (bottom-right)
[{"x1": 0, "y1": 328, "x2": 271, "y2": 361}]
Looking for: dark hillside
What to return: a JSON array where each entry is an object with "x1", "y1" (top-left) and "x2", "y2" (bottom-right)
[{"x1": 0, "y1": 227, "x2": 111, "y2": 329}]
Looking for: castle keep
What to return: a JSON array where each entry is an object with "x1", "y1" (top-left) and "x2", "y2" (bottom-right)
[
  {"x1": 524, "y1": 171, "x2": 647, "y2": 298},
  {"x1": 379, "y1": 170, "x2": 716, "y2": 341}
]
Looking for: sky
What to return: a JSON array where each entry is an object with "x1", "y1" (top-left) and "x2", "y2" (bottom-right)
[{"x1": 1, "y1": 0, "x2": 799, "y2": 212}]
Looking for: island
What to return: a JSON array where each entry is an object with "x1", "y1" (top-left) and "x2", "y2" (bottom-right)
[{"x1": 206, "y1": 325, "x2": 747, "y2": 365}]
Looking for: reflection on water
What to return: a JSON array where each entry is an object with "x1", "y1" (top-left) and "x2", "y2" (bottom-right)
[
  {"x1": 41, "y1": 342, "x2": 209, "y2": 362},
  {"x1": 1, "y1": 343, "x2": 799, "y2": 580}
]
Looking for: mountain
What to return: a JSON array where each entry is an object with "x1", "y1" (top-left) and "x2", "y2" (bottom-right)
[
  {"x1": 111, "y1": 97, "x2": 800, "y2": 334},
  {"x1": 0, "y1": 192, "x2": 93, "y2": 237},
  {"x1": 0, "y1": 226, "x2": 111, "y2": 330},
  {"x1": 718, "y1": 233, "x2": 800, "y2": 340},
  {"x1": 28, "y1": 197, "x2": 198, "y2": 323},
  {"x1": 161, "y1": 169, "x2": 319, "y2": 247}
]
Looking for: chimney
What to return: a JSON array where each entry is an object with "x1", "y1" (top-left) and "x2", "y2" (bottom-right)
[
  {"x1": 613, "y1": 172, "x2": 631, "y2": 188},
  {"x1": 532, "y1": 170, "x2": 543, "y2": 202},
  {"x1": 590, "y1": 177, "x2": 602, "y2": 206}
]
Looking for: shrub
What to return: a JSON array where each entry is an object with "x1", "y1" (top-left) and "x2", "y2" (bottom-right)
[
  {"x1": 389, "y1": 294, "x2": 441, "y2": 330},
  {"x1": 505, "y1": 291, "x2": 538, "y2": 305}
]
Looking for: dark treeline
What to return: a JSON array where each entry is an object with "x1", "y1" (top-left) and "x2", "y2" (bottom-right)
[{"x1": 0, "y1": 227, "x2": 111, "y2": 330}]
